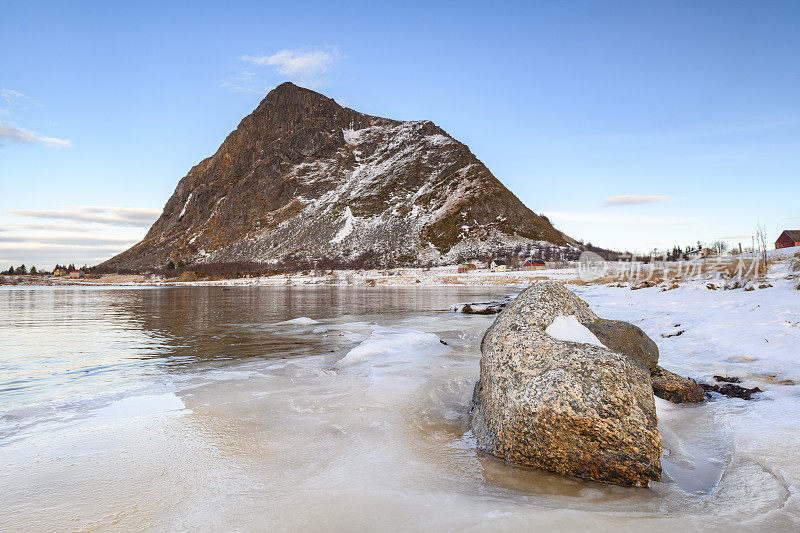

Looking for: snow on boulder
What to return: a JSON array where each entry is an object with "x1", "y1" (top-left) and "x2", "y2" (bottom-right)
[{"x1": 545, "y1": 315, "x2": 605, "y2": 347}]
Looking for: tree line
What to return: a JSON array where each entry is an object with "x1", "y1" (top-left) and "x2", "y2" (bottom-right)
[{"x1": 2, "y1": 263, "x2": 88, "y2": 276}]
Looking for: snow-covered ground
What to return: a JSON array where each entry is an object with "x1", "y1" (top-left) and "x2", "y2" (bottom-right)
[{"x1": 568, "y1": 264, "x2": 800, "y2": 523}]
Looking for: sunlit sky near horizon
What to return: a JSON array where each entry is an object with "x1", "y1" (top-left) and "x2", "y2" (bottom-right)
[{"x1": 1, "y1": 1, "x2": 799, "y2": 269}]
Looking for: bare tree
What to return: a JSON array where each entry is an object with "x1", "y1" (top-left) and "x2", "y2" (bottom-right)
[
  {"x1": 710, "y1": 241, "x2": 729, "y2": 255},
  {"x1": 755, "y1": 224, "x2": 768, "y2": 272}
]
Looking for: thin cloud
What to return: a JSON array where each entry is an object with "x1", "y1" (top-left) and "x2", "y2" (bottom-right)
[
  {"x1": 243, "y1": 48, "x2": 337, "y2": 77},
  {"x1": 601, "y1": 195, "x2": 675, "y2": 207},
  {"x1": 0, "y1": 235, "x2": 136, "y2": 246},
  {"x1": 1, "y1": 89, "x2": 33, "y2": 103},
  {"x1": 9, "y1": 206, "x2": 160, "y2": 227},
  {"x1": 0, "y1": 222, "x2": 94, "y2": 232},
  {"x1": 720, "y1": 233, "x2": 753, "y2": 239},
  {"x1": 547, "y1": 211, "x2": 701, "y2": 224},
  {"x1": 238, "y1": 47, "x2": 339, "y2": 88},
  {"x1": 0, "y1": 121, "x2": 71, "y2": 147}
]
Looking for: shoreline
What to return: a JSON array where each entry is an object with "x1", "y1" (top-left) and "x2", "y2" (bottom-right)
[{"x1": 0, "y1": 267, "x2": 580, "y2": 288}]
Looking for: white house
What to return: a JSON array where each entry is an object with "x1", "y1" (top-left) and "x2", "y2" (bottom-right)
[{"x1": 490, "y1": 259, "x2": 507, "y2": 272}]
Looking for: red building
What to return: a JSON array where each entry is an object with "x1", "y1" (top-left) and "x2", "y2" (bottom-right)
[{"x1": 775, "y1": 230, "x2": 800, "y2": 249}]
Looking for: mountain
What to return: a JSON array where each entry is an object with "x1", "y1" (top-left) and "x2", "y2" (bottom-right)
[{"x1": 102, "y1": 82, "x2": 575, "y2": 270}]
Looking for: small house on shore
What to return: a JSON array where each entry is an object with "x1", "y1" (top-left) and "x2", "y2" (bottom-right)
[
  {"x1": 522, "y1": 259, "x2": 546, "y2": 271},
  {"x1": 457, "y1": 263, "x2": 477, "y2": 273},
  {"x1": 490, "y1": 260, "x2": 507, "y2": 272},
  {"x1": 775, "y1": 230, "x2": 800, "y2": 249},
  {"x1": 68, "y1": 270, "x2": 84, "y2": 279},
  {"x1": 53, "y1": 267, "x2": 68, "y2": 277},
  {"x1": 687, "y1": 248, "x2": 714, "y2": 260}
]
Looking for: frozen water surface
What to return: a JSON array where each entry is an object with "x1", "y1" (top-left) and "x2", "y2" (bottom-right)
[{"x1": 0, "y1": 285, "x2": 798, "y2": 531}]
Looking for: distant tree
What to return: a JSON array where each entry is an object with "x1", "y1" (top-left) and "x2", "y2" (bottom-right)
[
  {"x1": 17, "y1": 264, "x2": 27, "y2": 275},
  {"x1": 710, "y1": 241, "x2": 729, "y2": 255},
  {"x1": 5, "y1": 266, "x2": 13, "y2": 275},
  {"x1": 176, "y1": 260, "x2": 186, "y2": 268},
  {"x1": 68, "y1": 263, "x2": 75, "y2": 271},
  {"x1": 167, "y1": 260, "x2": 176, "y2": 270},
  {"x1": 30, "y1": 266, "x2": 37, "y2": 275}
]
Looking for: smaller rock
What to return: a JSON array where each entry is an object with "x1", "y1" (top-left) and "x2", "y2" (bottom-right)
[
  {"x1": 650, "y1": 365, "x2": 706, "y2": 403},
  {"x1": 583, "y1": 318, "x2": 659, "y2": 371},
  {"x1": 453, "y1": 300, "x2": 508, "y2": 315}
]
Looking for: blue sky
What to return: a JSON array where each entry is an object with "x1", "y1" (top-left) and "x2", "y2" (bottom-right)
[{"x1": 1, "y1": 0, "x2": 798, "y2": 268}]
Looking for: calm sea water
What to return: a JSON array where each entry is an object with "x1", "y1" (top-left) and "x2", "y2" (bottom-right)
[{"x1": 0, "y1": 286, "x2": 793, "y2": 531}]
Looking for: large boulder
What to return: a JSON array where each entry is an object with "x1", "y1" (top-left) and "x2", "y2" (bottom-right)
[
  {"x1": 583, "y1": 318, "x2": 659, "y2": 371},
  {"x1": 471, "y1": 282, "x2": 662, "y2": 487}
]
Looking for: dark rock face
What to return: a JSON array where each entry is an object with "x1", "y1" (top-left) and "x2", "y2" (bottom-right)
[
  {"x1": 650, "y1": 365, "x2": 706, "y2": 403},
  {"x1": 583, "y1": 318, "x2": 659, "y2": 371},
  {"x1": 471, "y1": 282, "x2": 662, "y2": 487},
  {"x1": 101, "y1": 82, "x2": 573, "y2": 270}
]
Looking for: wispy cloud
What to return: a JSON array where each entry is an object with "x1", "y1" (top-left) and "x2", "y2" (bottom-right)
[
  {"x1": 243, "y1": 48, "x2": 337, "y2": 77},
  {"x1": 1, "y1": 89, "x2": 33, "y2": 104},
  {"x1": 9, "y1": 206, "x2": 160, "y2": 227},
  {"x1": 601, "y1": 195, "x2": 675, "y2": 207},
  {"x1": 234, "y1": 46, "x2": 340, "y2": 90},
  {"x1": 547, "y1": 211, "x2": 701, "y2": 224},
  {"x1": 0, "y1": 235, "x2": 136, "y2": 246},
  {"x1": 0, "y1": 222, "x2": 94, "y2": 232},
  {"x1": 0, "y1": 121, "x2": 71, "y2": 147}
]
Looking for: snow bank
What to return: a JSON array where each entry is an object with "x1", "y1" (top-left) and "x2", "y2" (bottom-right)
[
  {"x1": 545, "y1": 315, "x2": 605, "y2": 347},
  {"x1": 337, "y1": 326, "x2": 445, "y2": 367}
]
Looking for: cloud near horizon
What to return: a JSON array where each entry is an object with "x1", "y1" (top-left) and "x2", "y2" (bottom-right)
[
  {"x1": 0, "y1": 235, "x2": 137, "y2": 246},
  {"x1": 601, "y1": 195, "x2": 675, "y2": 207},
  {"x1": 0, "y1": 121, "x2": 71, "y2": 148},
  {"x1": 547, "y1": 211, "x2": 700, "y2": 225},
  {"x1": 9, "y1": 206, "x2": 160, "y2": 227}
]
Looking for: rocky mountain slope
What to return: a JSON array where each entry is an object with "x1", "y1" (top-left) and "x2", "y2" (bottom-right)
[{"x1": 102, "y1": 82, "x2": 575, "y2": 270}]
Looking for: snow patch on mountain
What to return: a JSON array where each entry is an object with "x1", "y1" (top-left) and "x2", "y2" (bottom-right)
[{"x1": 331, "y1": 206, "x2": 356, "y2": 244}]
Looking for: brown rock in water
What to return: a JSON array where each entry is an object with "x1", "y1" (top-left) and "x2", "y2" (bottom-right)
[
  {"x1": 583, "y1": 318, "x2": 659, "y2": 371},
  {"x1": 471, "y1": 282, "x2": 662, "y2": 487},
  {"x1": 650, "y1": 365, "x2": 706, "y2": 403},
  {"x1": 456, "y1": 301, "x2": 507, "y2": 315}
]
